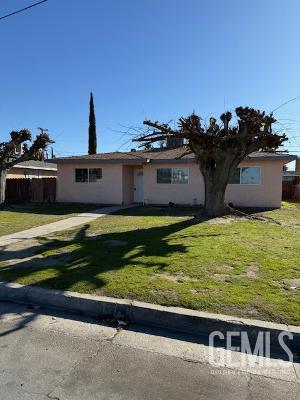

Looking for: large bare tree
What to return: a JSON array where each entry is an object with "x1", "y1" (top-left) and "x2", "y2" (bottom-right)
[
  {"x1": 0, "y1": 128, "x2": 53, "y2": 204},
  {"x1": 134, "y1": 107, "x2": 287, "y2": 217}
]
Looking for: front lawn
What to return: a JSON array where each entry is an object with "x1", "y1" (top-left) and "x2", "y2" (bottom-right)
[
  {"x1": 0, "y1": 203, "x2": 97, "y2": 236},
  {"x1": 0, "y1": 203, "x2": 299, "y2": 325},
  {"x1": 261, "y1": 201, "x2": 300, "y2": 224}
]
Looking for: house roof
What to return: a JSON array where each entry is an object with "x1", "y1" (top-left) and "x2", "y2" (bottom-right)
[
  {"x1": 49, "y1": 147, "x2": 297, "y2": 165},
  {"x1": 13, "y1": 160, "x2": 57, "y2": 171}
]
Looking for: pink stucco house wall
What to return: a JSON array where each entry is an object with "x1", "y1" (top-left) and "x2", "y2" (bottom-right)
[{"x1": 51, "y1": 147, "x2": 296, "y2": 208}]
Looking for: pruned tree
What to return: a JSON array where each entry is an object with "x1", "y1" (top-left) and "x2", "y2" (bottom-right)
[
  {"x1": 88, "y1": 92, "x2": 97, "y2": 155},
  {"x1": 134, "y1": 107, "x2": 287, "y2": 217},
  {"x1": 0, "y1": 128, "x2": 53, "y2": 204}
]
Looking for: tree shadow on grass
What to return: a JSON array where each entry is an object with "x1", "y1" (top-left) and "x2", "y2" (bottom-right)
[
  {"x1": 1, "y1": 218, "x2": 298, "y2": 362},
  {"x1": 0, "y1": 217, "x2": 208, "y2": 293}
]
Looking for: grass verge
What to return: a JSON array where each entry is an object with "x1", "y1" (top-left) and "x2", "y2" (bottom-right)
[{"x1": 0, "y1": 203, "x2": 99, "y2": 236}]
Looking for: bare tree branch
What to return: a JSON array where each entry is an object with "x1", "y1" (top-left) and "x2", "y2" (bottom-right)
[
  {"x1": 133, "y1": 107, "x2": 287, "y2": 217},
  {"x1": 0, "y1": 129, "x2": 54, "y2": 204}
]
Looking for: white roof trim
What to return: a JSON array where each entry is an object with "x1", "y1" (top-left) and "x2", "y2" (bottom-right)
[{"x1": 13, "y1": 165, "x2": 57, "y2": 171}]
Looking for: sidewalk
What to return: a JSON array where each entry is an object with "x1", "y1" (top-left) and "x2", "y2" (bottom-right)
[
  {"x1": 0, "y1": 205, "x2": 124, "y2": 247},
  {"x1": 1, "y1": 301, "x2": 298, "y2": 400}
]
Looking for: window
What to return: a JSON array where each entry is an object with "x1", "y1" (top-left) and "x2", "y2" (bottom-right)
[
  {"x1": 157, "y1": 168, "x2": 189, "y2": 184},
  {"x1": 75, "y1": 169, "x2": 88, "y2": 183},
  {"x1": 240, "y1": 167, "x2": 261, "y2": 184},
  {"x1": 229, "y1": 167, "x2": 261, "y2": 185},
  {"x1": 172, "y1": 168, "x2": 189, "y2": 184},
  {"x1": 157, "y1": 168, "x2": 172, "y2": 184},
  {"x1": 75, "y1": 168, "x2": 102, "y2": 183},
  {"x1": 89, "y1": 168, "x2": 102, "y2": 183}
]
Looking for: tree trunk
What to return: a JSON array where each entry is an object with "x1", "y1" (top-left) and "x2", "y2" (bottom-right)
[
  {"x1": 0, "y1": 169, "x2": 7, "y2": 205},
  {"x1": 198, "y1": 153, "x2": 242, "y2": 218},
  {"x1": 203, "y1": 176, "x2": 226, "y2": 217}
]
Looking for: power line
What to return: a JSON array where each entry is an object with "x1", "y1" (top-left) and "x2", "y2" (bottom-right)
[
  {"x1": 272, "y1": 95, "x2": 300, "y2": 113},
  {"x1": 0, "y1": 0, "x2": 48, "y2": 21}
]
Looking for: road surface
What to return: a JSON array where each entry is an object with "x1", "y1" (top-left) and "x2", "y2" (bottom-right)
[{"x1": 0, "y1": 301, "x2": 298, "y2": 399}]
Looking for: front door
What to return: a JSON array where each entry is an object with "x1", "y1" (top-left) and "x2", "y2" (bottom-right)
[{"x1": 134, "y1": 169, "x2": 144, "y2": 203}]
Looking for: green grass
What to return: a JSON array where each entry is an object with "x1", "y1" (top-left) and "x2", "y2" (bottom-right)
[
  {"x1": 261, "y1": 201, "x2": 300, "y2": 224},
  {"x1": 0, "y1": 203, "x2": 97, "y2": 236},
  {"x1": 0, "y1": 203, "x2": 299, "y2": 325}
]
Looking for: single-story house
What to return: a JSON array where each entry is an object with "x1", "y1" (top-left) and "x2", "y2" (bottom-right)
[
  {"x1": 7, "y1": 160, "x2": 57, "y2": 179},
  {"x1": 51, "y1": 147, "x2": 297, "y2": 208}
]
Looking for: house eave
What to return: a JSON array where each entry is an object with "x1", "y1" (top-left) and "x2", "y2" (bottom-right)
[
  {"x1": 50, "y1": 158, "x2": 195, "y2": 165},
  {"x1": 13, "y1": 164, "x2": 57, "y2": 171},
  {"x1": 49, "y1": 152, "x2": 297, "y2": 165},
  {"x1": 246, "y1": 154, "x2": 297, "y2": 162}
]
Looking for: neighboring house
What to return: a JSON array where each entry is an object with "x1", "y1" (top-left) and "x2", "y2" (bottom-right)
[
  {"x1": 51, "y1": 147, "x2": 296, "y2": 208},
  {"x1": 7, "y1": 160, "x2": 57, "y2": 179},
  {"x1": 283, "y1": 158, "x2": 300, "y2": 182},
  {"x1": 282, "y1": 159, "x2": 300, "y2": 200}
]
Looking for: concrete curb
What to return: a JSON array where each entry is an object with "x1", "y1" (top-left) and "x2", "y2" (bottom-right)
[{"x1": 0, "y1": 281, "x2": 298, "y2": 352}]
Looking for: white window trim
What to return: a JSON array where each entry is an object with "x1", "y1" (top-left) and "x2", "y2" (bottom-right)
[
  {"x1": 229, "y1": 166, "x2": 261, "y2": 185},
  {"x1": 75, "y1": 168, "x2": 103, "y2": 184},
  {"x1": 157, "y1": 168, "x2": 189, "y2": 184}
]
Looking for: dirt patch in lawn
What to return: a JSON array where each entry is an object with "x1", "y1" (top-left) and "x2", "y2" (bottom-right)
[
  {"x1": 190, "y1": 288, "x2": 207, "y2": 295},
  {"x1": 281, "y1": 221, "x2": 300, "y2": 229},
  {"x1": 233, "y1": 263, "x2": 260, "y2": 280},
  {"x1": 212, "y1": 263, "x2": 259, "y2": 281},
  {"x1": 0, "y1": 239, "x2": 41, "y2": 261},
  {"x1": 213, "y1": 274, "x2": 230, "y2": 282},
  {"x1": 216, "y1": 265, "x2": 234, "y2": 272},
  {"x1": 0, "y1": 238, "x2": 72, "y2": 270},
  {"x1": 207, "y1": 217, "x2": 235, "y2": 225},
  {"x1": 280, "y1": 278, "x2": 300, "y2": 291},
  {"x1": 1, "y1": 238, "x2": 39, "y2": 252},
  {"x1": 245, "y1": 263, "x2": 259, "y2": 279},
  {"x1": 155, "y1": 272, "x2": 198, "y2": 283},
  {"x1": 151, "y1": 287, "x2": 180, "y2": 302}
]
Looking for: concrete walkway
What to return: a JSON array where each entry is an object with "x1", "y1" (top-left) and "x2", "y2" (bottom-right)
[
  {"x1": 0, "y1": 205, "x2": 125, "y2": 247},
  {"x1": 0, "y1": 301, "x2": 298, "y2": 400}
]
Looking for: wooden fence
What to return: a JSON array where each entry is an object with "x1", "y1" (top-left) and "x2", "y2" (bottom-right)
[
  {"x1": 5, "y1": 178, "x2": 56, "y2": 203},
  {"x1": 282, "y1": 179, "x2": 300, "y2": 201}
]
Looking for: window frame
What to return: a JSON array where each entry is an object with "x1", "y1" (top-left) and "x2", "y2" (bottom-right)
[
  {"x1": 157, "y1": 168, "x2": 172, "y2": 184},
  {"x1": 75, "y1": 168, "x2": 88, "y2": 183},
  {"x1": 88, "y1": 168, "x2": 103, "y2": 183},
  {"x1": 75, "y1": 168, "x2": 103, "y2": 183},
  {"x1": 228, "y1": 166, "x2": 261, "y2": 185},
  {"x1": 156, "y1": 167, "x2": 189, "y2": 185}
]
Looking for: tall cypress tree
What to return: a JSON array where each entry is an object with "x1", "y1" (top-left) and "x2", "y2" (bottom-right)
[{"x1": 88, "y1": 92, "x2": 97, "y2": 154}]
